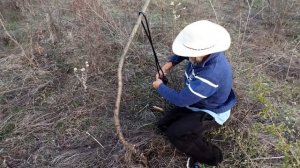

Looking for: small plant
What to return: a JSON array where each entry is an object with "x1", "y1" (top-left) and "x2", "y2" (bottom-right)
[
  {"x1": 170, "y1": 0, "x2": 186, "y2": 39},
  {"x1": 74, "y1": 61, "x2": 89, "y2": 91}
]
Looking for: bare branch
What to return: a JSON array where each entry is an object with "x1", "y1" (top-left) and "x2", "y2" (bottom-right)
[
  {"x1": 86, "y1": 131, "x2": 104, "y2": 148},
  {"x1": 0, "y1": 12, "x2": 35, "y2": 66},
  {"x1": 209, "y1": 0, "x2": 219, "y2": 24},
  {"x1": 251, "y1": 156, "x2": 285, "y2": 161},
  {"x1": 238, "y1": 0, "x2": 254, "y2": 56},
  {"x1": 285, "y1": 40, "x2": 300, "y2": 79},
  {"x1": 113, "y1": 0, "x2": 151, "y2": 166}
]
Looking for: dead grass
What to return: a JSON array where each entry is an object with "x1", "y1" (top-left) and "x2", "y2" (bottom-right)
[{"x1": 0, "y1": 0, "x2": 299, "y2": 167}]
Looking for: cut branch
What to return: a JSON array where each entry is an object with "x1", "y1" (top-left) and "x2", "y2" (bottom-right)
[{"x1": 113, "y1": 0, "x2": 151, "y2": 166}]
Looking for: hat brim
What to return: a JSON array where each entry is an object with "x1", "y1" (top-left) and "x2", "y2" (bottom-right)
[{"x1": 172, "y1": 25, "x2": 231, "y2": 57}]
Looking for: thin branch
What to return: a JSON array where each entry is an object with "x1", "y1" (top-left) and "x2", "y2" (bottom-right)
[
  {"x1": 0, "y1": 86, "x2": 32, "y2": 95},
  {"x1": 86, "y1": 131, "x2": 104, "y2": 148},
  {"x1": 166, "y1": 149, "x2": 177, "y2": 168},
  {"x1": 250, "y1": 156, "x2": 285, "y2": 161},
  {"x1": 153, "y1": 106, "x2": 164, "y2": 112},
  {"x1": 224, "y1": 155, "x2": 286, "y2": 163},
  {"x1": 113, "y1": 0, "x2": 151, "y2": 166},
  {"x1": 238, "y1": 0, "x2": 254, "y2": 56},
  {"x1": 0, "y1": 115, "x2": 14, "y2": 131},
  {"x1": 0, "y1": 12, "x2": 34, "y2": 66},
  {"x1": 285, "y1": 40, "x2": 300, "y2": 79},
  {"x1": 208, "y1": 0, "x2": 219, "y2": 24}
]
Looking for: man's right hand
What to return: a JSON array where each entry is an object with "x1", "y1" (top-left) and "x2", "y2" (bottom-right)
[{"x1": 156, "y1": 62, "x2": 173, "y2": 79}]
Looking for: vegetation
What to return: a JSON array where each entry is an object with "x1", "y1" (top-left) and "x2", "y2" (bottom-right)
[{"x1": 0, "y1": 0, "x2": 299, "y2": 167}]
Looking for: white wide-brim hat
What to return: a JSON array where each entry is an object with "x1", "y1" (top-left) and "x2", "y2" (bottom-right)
[{"x1": 172, "y1": 20, "x2": 231, "y2": 57}]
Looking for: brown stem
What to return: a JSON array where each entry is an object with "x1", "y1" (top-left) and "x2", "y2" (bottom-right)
[
  {"x1": 113, "y1": 0, "x2": 151, "y2": 166},
  {"x1": 0, "y1": 12, "x2": 35, "y2": 66}
]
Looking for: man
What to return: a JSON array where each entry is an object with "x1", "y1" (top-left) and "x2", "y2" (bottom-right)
[{"x1": 152, "y1": 20, "x2": 236, "y2": 167}]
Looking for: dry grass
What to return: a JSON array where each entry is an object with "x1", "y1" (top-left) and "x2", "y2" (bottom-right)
[{"x1": 0, "y1": 0, "x2": 299, "y2": 167}]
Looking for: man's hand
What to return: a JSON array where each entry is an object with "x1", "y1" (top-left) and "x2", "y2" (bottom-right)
[
  {"x1": 155, "y1": 62, "x2": 173, "y2": 79},
  {"x1": 153, "y1": 77, "x2": 163, "y2": 89},
  {"x1": 156, "y1": 70, "x2": 166, "y2": 80}
]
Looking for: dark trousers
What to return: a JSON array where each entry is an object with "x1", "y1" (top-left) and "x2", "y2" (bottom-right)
[{"x1": 158, "y1": 107, "x2": 223, "y2": 166}]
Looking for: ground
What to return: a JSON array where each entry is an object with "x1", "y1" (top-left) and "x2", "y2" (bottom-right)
[{"x1": 0, "y1": 0, "x2": 299, "y2": 167}]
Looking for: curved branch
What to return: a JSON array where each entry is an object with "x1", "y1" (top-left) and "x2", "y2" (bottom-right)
[{"x1": 113, "y1": 0, "x2": 151, "y2": 156}]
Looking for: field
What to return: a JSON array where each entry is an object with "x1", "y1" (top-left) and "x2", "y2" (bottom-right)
[{"x1": 0, "y1": 0, "x2": 299, "y2": 167}]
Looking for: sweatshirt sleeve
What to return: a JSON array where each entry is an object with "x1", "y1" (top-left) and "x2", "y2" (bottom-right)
[
  {"x1": 157, "y1": 77, "x2": 218, "y2": 107},
  {"x1": 168, "y1": 55, "x2": 187, "y2": 66}
]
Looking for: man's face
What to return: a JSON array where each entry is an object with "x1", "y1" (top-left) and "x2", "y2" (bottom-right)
[
  {"x1": 189, "y1": 56, "x2": 204, "y2": 63},
  {"x1": 189, "y1": 57, "x2": 197, "y2": 63}
]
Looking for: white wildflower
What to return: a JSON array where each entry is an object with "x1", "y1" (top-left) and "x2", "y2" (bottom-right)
[
  {"x1": 81, "y1": 68, "x2": 85, "y2": 72},
  {"x1": 74, "y1": 67, "x2": 78, "y2": 72},
  {"x1": 170, "y1": 2, "x2": 174, "y2": 6},
  {"x1": 85, "y1": 61, "x2": 89, "y2": 67},
  {"x1": 174, "y1": 15, "x2": 180, "y2": 20}
]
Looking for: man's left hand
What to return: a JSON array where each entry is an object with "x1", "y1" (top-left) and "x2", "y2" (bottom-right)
[{"x1": 153, "y1": 78, "x2": 163, "y2": 89}]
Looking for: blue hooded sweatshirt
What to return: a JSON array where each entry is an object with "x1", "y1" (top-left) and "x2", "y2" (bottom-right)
[{"x1": 157, "y1": 52, "x2": 236, "y2": 113}]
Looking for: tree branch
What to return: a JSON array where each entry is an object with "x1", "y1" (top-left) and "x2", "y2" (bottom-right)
[
  {"x1": 0, "y1": 12, "x2": 35, "y2": 66},
  {"x1": 113, "y1": 0, "x2": 151, "y2": 166}
]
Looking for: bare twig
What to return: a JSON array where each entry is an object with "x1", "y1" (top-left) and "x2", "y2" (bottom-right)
[
  {"x1": 250, "y1": 156, "x2": 285, "y2": 161},
  {"x1": 208, "y1": 0, "x2": 219, "y2": 24},
  {"x1": 113, "y1": 0, "x2": 151, "y2": 166},
  {"x1": 285, "y1": 40, "x2": 300, "y2": 79},
  {"x1": 86, "y1": 131, "x2": 104, "y2": 148},
  {"x1": 0, "y1": 115, "x2": 14, "y2": 131},
  {"x1": 166, "y1": 149, "x2": 176, "y2": 168},
  {"x1": 138, "y1": 104, "x2": 149, "y2": 113},
  {"x1": 224, "y1": 155, "x2": 285, "y2": 163},
  {"x1": 46, "y1": 13, "x2": 55, "y2": 44},
  {"x1": 153, "y1": 106, "x2": 164, "y2": 112},
  {"x1": 238, "y1": 0, "x2": 254, "y2": 56},
  {"x1": 0, "y1": 12, "x2": 34, "y2": 66},
  {"x1": 0, "y1": 86, "x2": 32, "y2": 95},
  {"x1": 82, "y1": 0, "x2": 120, "y2": 37}
]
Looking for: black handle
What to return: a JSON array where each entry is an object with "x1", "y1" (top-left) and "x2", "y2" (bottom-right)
[{"x1": 139, "y1": 12, "x2": 168, "y2": 85}]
